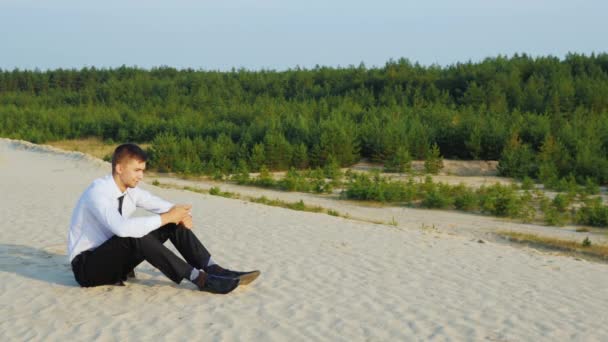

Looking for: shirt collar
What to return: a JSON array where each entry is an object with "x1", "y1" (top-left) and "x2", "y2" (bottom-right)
[{"x1": 105, "y1": 174, "x2": 128, "y2": 198}]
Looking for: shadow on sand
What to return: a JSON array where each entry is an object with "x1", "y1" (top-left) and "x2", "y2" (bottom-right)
[
  {"x1": 0, "y1": 243, "x2": 77, "y2": 287},
  {"x1": 0, "y1": 243, "x2": 177, "y2": 289}
]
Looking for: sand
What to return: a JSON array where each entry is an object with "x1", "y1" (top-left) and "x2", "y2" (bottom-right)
[{"x1": 1, "y1": 138, "x2": 608, "y2": 341}]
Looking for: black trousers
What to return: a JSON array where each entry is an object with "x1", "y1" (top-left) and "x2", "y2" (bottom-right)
[{"x1": 71, "y1": 223, "x2": 211, "y2": 287}]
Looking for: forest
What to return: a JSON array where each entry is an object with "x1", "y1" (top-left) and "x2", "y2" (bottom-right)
[{"x1": 1, "y1": 53, "x2": 608, "y2": 186}]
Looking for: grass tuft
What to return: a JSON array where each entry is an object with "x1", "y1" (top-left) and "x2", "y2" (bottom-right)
[{"x1": 496, "y1": 231, "x2": 608, "y2": 261}]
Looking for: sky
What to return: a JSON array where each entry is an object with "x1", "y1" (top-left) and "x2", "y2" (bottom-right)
[{"x1": 0, "y1": 0, "x2": 607, "y2": 71}]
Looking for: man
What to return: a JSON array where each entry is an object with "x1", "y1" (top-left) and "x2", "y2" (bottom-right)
[{"x1": 68, "y1": 143, "x2": 259, "y2": 294}]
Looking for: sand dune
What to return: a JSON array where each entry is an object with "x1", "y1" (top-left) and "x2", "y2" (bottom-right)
[{"x1": 1, "y1": 138, "x2": 608, "y2": 341}]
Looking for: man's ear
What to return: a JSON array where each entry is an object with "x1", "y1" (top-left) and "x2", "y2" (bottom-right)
[{"x1": 115, "y1": 162, "x2": 123, "y2": 175}]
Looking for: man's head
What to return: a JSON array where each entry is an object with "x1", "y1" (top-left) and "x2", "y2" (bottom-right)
[{"x1": 112, "y1": 143, "x2": 147, "y2": 190}]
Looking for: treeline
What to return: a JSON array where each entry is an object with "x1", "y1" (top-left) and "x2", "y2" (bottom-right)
[{"x1": 1, "y1": 53, "x2": 608, "y2": 184}]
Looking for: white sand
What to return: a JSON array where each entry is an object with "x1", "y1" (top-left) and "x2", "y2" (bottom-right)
[{"x1": 1, "y1": 138, "x2": 608, "y2": 341}]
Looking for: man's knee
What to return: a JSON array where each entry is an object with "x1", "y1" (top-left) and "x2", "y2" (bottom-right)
[
  {"x1": 160, "y1": 222, "x2": 179, "y2": 230},
  {"x1": 134, "y1": 233, "x2": 162, "y2": 246}
]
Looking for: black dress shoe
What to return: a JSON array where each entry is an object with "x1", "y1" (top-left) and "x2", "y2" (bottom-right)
[
  {"x1": 192, "y1": 272, "x2": 240, "y2": 294},
  {"x1": 206, "y1": 265, "x2": 261, "y2": 286}
]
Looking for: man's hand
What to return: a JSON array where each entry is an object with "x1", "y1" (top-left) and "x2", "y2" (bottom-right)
[
  {"x1": 161, "y1": 204, "x2": 192, "y2": 226},
  {"x1": 179, "y1": 214, "x2": 193, "y2": 229}
]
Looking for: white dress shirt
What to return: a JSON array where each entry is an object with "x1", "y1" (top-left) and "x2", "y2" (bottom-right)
[{"x1": 68, "y1": 174, "x2": 174, "y2": 262}]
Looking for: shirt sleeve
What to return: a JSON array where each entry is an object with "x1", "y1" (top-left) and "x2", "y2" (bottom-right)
[
  {"x1": 88, "y1": 189, "x2": 162, "y2": 238},
  {"x1": 134, "y1": 187, "x2": 175, "y2": 214}
]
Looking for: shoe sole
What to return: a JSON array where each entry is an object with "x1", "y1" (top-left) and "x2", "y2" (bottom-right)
[{"x1": 238, "y1": 271, "x2": 261, "y2": 286}]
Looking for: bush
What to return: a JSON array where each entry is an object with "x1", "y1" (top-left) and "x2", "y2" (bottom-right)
[
  {"x1": 477, "y1": 183, "x2": 525, "y2": 218},
  {"x1": 543, "y1": 205, "x2": 567, "y2": 226},
  {"x1": 424, "y1": 143, "x2": 443, "y2": 174},
  {"x1": 520, "y1": 176, "x2": 534, "y2": 190},
  {"x1": 576, "y1": 198, "x2": 608, "y2": 228},
  {"x1": 211, "y1": 169, "x2": 225, "y2": 181},
  {"x1": 554, "y1": 174, "x2": 579, "y2": 193},
  {"x1": 583, "y1": 177, "x2": 600, "y2": 195},
  {"x1": 384, "y1": 146, "x2": 412, "y2": 173},
  {"x1": 323, "y1": 156, "x2": 342, "y2": 180},
  {"x1": 498, "y1": 134, "x2": 537, "y2": 179},
  {"x1": 232, "y1": 161, "x2": 251, "y2": 185},
  {"x1": 453, "y1": 184, "x2": 478, "y2": 211},
  {"x1": 552, "y1": 193, "x2": 572, "y2": 212},
  {"x1": 422, "y1": 188, "x2": 452, "y2": 209},
  {"x1": 278, "y1": 168, "x2": 309, "y2": 192},
  {"x1": 288, "y1": 200, "x2": 307, "y2": 211},
  {"x1": 254, "y1": 166, "x2": 276, "y2": 187},
  {"x1": 311, "y1": 168, "x2": 329, "y2": 193},
  {"x1": 343, "y1": 171, "x2": 413, "y2": 203},
  {"x1": 582, "y1": 237, "x2": 592, "y2": 247},
  {"x1": 327, "y1": 209, "x2": 340, "y2": 216}
]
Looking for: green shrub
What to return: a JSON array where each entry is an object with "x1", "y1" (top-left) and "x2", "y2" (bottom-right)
[
  {"x1": 384, "y1": 146, "x2": 412, "y2": 173},
  {"x1": 551, "y1": 193, "x2": 571, "y2": 212},
  {"x1": 288, "y1": 200, "x2": 307, "y2": 211},
  {"x1": 424, "y1": 143, "x2": 444, "y2": 174},
  {"x1": 327, "y1": 209, "x2": 340, "y2": 216},
  {"x1": 211, "y1": 169, "x2": 224, "y2": 181},
  {"x1": 576, "y1": 198, "x2": 608, "y2": 228},
  {"x1": 583, "y1": 177, "x2": 600, "y2": 195},
  {"x1": 498, "y1": 134, "x2": 537, "y2": 179},
  {"x1": 323, "y1": 155, "x2": 342, "y2": 180},
  {"x1": 582, "y1": 237, "x2": 592, "y2": 247},
  {"x1": 254, "y1": 166, "x2": 276, "y2": 187},
  {"x1": 232, "y1": 161, "x2": 251, "y2": 185},
  {"x1": 453, "y1": 184, "x2": 478, "y2": 211},
  {"x1": 422, "y1": 188, "x2": 452, "y2": 209},
  {"x1": 311, "y1": 167, "x2": 328, "y2": 193},
  {"x1": 477, "y1": 183, "x2": 525, "y2": 218},
  {"x1": 554, "y1": 174, "x2": 579, "y2": 193},
  {"x1": 543, "y1": 206, "x2": 567, "y2": 226},
  {"x1": 278, "y1": 168, "x2": 304, "y2": 191},
  {"x1": 520, "y1": 176, "x2": 534, "y2": 190}
]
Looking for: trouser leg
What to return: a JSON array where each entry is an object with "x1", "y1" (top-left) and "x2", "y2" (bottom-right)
[
  {"x1": 71, "y1": 229, "x2": 193, "y2": 287},
  {"x1": 157, "y1": 223, "x2": 212, "y2": 270},
  {"x1": 121, "y1": 223, "x2": 212, "y2": 276}
]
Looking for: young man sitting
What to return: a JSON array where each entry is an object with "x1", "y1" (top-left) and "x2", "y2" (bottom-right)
[{"x1": 68, "y1": 143, "x2": 259, "y2": 294}]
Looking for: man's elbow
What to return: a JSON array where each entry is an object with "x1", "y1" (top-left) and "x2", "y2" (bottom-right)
[{"x1": 112, "y1": 229, "x2": 131, "y2": 238}]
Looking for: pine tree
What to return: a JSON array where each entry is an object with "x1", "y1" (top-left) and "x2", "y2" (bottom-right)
[
  {"x1": 424, "y1": 143, "x2": 444, "y2": 174},
  {"x1": 384, "y1": 145, "x2": 412, "y2": 173},
  {"x1": 250, "y1": 143, "x2": 266, "y2": 172}
]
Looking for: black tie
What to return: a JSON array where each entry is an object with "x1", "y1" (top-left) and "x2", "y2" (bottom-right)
[{"x1": 118, "y1": 195, "x2": 125, "y2": 215}]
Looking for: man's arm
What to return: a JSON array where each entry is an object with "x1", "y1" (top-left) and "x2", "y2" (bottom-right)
[
  {"x1": 89, "y1": 193, "x2": 192, "y2": 237},
  {"x1": 136, "y1": 187, "x2": 194, "y2": 229},
  {"x1": 134, "y1": 187, "x2": 174, "y2": 214},
  {"x1": 89, "y1": 192, "x2": 164, "y2": 238}
]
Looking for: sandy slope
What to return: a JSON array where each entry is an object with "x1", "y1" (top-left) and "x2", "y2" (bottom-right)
[{"x1": 1, "y1": 139, "x2": 608, "y2": 341}]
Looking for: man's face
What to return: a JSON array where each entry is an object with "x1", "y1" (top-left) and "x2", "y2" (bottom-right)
[{"x1": 116, "y1": 158, "x2": 146, "y2": 189}]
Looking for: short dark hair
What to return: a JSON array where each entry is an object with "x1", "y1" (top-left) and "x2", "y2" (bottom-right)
[{"x1": 112, "y1": 143, "x2": 147, "y2": 174}]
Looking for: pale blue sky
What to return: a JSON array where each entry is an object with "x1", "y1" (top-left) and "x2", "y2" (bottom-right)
[{"x1": 1, "y1": 0, "x2": 606, "y2": 70}]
